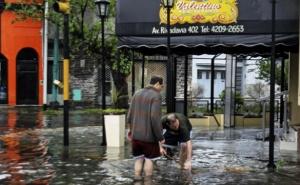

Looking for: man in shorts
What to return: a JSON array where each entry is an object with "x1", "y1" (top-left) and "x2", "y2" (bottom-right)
[
  {"x1": 127, "y1": 75, "x2": 166, "y2": 181},
  {"x1": 161, "y1": 113, "x2": 193, "y2": 170}
]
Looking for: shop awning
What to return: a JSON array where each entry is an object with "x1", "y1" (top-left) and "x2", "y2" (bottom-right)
[
  {"x1": 116, "y1": 0, "x2": 299, "y2": 55},
  {"x1": 118, "y1": 34, "x2": 298, "y2": 55}
]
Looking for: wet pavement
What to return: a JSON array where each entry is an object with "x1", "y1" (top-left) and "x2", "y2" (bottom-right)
[{"x1": 0, "y1": 107, "x2": 300, "y2": 185}]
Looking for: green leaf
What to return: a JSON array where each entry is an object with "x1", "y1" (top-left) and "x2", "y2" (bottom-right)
[{"x1": 103, "y1": 108, "x2": 126, "y2": 115}]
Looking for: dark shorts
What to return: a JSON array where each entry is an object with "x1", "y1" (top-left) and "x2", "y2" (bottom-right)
[{"x1": 132, "y1": 139, "x2": 160, "y2": 159}]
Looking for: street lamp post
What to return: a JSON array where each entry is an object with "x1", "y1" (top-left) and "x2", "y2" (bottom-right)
[
  {"x1": 95, "y1": 0, "x2": 110, "y2": 146},
  {"x1": 268, "y1": 0, "x2": 276, "y2": 170},
  {"x1": 161, "y1": 0, "x2": 175, "y2": 113}
]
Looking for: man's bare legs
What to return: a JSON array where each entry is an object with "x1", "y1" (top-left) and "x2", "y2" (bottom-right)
[
  {"x1": 134, "y1": 158, "x2": 154, "y2": 179},
  {"x1": 134, "y1": 157, "x2": 144, "y2": 180},
  {"x1": 143, "y1": 159, "x2": 154, "y2": 176}
]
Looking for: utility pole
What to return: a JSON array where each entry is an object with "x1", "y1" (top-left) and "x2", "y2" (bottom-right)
[{"x1": 53, "y1": 0, "x2": 70, "y2": 146}]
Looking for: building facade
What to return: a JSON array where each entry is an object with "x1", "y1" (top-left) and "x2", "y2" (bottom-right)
[
  {"x1": 192, "y1": 54, "x2": 245, "y2": 102},
  {"x1": 0, "y1": 0, "x2": 43, "y2": 105}
]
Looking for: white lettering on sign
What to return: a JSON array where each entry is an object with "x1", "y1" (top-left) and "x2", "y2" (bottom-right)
[{"x1": 151, "y1": 25, "x2": 245, "y2": 35}]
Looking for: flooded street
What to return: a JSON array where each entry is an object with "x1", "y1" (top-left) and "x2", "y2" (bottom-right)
[{"x1": 0, "y1": 107, "x2": 300, "y2": 184}]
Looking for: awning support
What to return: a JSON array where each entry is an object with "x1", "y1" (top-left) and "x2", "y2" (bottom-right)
[{"x1": 268, "y1": 0, "x2": 276, "y2": 170}]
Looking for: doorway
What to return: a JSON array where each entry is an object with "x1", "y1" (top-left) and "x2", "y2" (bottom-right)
[
  {"x1": 16, "y1": 48, "x2": 38, "y2": 105},
  {"x1": 0, "y1": 54, "x2": 7, "y2": 104}
]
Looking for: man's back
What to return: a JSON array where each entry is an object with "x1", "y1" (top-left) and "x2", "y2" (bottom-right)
[{"x1": 127, "y1": 87, "x2": 164, "y2": 143}]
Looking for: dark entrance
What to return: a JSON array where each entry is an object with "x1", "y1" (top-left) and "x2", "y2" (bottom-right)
[
  {"x1": 0, "y1": 54, "x2": 7, "y2": 104},
  {"x1": 16, "y1": 48, "x2": 38, "y2": 105}
]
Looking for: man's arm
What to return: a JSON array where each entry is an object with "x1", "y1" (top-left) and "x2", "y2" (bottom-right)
[
  {"x1": 127, "y1": 97, "x2": 134, "y2": 141},
  {"x1": 151, "y1": 97, "x2": 166, "y2": 155},
  {"x1": 150, "y1": 97, "x2": 164, "y2": 141},
  {"x1": 161, "y1": 115, "x2": 168, "y2": 129},
  {"x1": 127, "y1": 110, "x2": 132, "y2": 131},
  {"x1": 159, "y1": 140, "x2": 166, "y2": 155},
  {"x1": 186, "y1": 140, "x2": 192, "y2": 161},
  {"x1": 183, "y1": 140, "x2": 192, "y2": 170},
  {"x1": 179, "y1": 124, "x2": 192, "y2": 169}
]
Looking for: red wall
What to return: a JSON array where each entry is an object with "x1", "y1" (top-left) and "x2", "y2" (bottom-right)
[{"x1": 1, "y1": 10, "x2": 43, "y2": 105}]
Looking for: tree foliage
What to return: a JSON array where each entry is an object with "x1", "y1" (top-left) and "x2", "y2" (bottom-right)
[
  {"x1": 190, "y1": 84, "x2": 204, "y2": 98},
  {"x1": 246, "y1": 82, "x2": 268, "y2": 99},
  {"x1": 4, "y1": 0, "x2": 44, "y2": 23},
  {"x1": 219, "y1": 90, "x2": 244, "y2": 112},
  {"x1": 255, "y1": 58, "x2": 288, "y2": 88}
]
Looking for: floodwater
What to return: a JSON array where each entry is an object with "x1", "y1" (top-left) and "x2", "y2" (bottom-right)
[{"x1": 0, "y1": 107, "x2": 300, "y2": 185}]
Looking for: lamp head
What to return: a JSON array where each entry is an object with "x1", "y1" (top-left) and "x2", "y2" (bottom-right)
[
  {"x1": 94, "y1": 0, "x2": 110, "y2": 18},
  {"x1": 161, "y1": 0, "x2": 174, "y2": 8}
]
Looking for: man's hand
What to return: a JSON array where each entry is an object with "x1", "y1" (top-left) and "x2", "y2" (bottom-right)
[
  {"x1": 127, "y1": 131, "x2": 132, "y2": 142},
  {"x1": 159, "y1": 139, "x2": 166, "y2": 155},
  {"x1": 160, "y1": 146, "x2": 166, "y2": 156}
]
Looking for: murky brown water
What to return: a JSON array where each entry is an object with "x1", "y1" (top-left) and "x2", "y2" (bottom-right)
[{"x1": 0, "y1": 107, "x2": 300, "y2": 184}]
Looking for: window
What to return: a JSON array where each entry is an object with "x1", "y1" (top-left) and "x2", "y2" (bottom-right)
[
  {"x1": 221, "y1": 71, "x2": 225, "y2": 79},
  {"x1": 206, "y1": 71, "x2": 209, "y2": 79},
  {"x1": 197, "y1": 70, "x2": 202, "y2": 79},
  {"x1": 214, "y1": 72, "x2": 218, "y2": 79}
]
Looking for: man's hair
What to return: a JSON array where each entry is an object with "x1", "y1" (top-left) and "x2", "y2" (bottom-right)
[
  {"x1": 149, "y1": 75, "x2": 163, "y2": 85},
  {"x1": 166, "y1": 113, "x2": 176, "y2": 125}
]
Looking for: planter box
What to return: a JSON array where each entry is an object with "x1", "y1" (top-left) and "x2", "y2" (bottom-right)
[
  {"x1": 189, "y1": 114, "x2": 224, "y2": 127},
  {"x1": 189, "y1": 117, "x2": 209, "y2": 126},
  {"x1": 214, "y1": 114, "x2": 224, "y2": 127},
  {"x1": 104, "y1": 114, "x2": 126, "y2": 147},
  {"x1": 189, "y1": 114, "x2": 268, "y2": 128},
  {"x1": 234, "y1": 116, "x2": 244, "y2": 127},
  {"x1": 243, "y1": 117, "x2": 261, "y2": 127}
]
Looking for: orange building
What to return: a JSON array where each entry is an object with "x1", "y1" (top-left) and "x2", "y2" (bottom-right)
[{"x1": 0, "y1": 0, "x2": 43, "y2": 105}]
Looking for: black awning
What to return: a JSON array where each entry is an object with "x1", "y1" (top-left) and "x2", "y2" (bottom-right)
[
  {"x1": 118, "y1": 34, "x2": 299, "y2": 55},
  {"x1": 116, "y1": 0, "x2": 299, "y2": 55}
]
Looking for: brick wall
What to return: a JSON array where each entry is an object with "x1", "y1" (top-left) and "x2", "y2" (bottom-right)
[
  {"x1": 70, "y1": 57, "x2": 98, "y2": 106},
  {"x1": 175, "y1": 57, "x2": 192, "y2": 98},
  {"x1": 69, "y1": 55, "x2": 193, "y2": 107}
]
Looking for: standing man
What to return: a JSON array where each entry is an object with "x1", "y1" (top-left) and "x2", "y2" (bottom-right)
[
  {"x1": 161, "y1": 113, "x2": 193, "y2": 170},
  {"x1": 127, "y1": 75, "x2": 166, "y2": 181}
]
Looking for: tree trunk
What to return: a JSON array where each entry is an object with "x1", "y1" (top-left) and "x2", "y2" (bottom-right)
[{"x1": 111, "y1": 70, "x2": 129, "y2": 109}]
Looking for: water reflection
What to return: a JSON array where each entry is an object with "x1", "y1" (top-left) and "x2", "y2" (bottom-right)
[
  {"x1": 132, "y1": 174, "x2": 192, "y2": 185},
  {"x1": 105, "y1": 147, "x2": 126, "y2": 160},
  {"x1": 0, "y1": 109, "x2": 53, "y2": 184}
]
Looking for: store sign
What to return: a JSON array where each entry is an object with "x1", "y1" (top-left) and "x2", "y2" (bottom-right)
[
  {"x1": 159, "y1": 0, "x2": 238, "y2": 25},
  {"x1": 116, "y1": 0, "x2": 299, "y2": 36},
  {"x1": 154, "y1": 0, "x2": 242, "y2": 34}
]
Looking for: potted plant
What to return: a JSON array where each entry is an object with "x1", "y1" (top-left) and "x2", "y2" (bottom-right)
[{"x1": 103, "y1": 108, "x2": 127, "y2": 147}]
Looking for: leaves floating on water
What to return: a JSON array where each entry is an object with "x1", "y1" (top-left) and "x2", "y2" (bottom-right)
[{"x1": 224, "y1": 166, "x2": 252, "y2": 173}]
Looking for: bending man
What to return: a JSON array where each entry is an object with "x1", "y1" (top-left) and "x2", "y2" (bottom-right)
[{"x1": 161, "y1": 113, "x2": 192, "y2": 170}]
